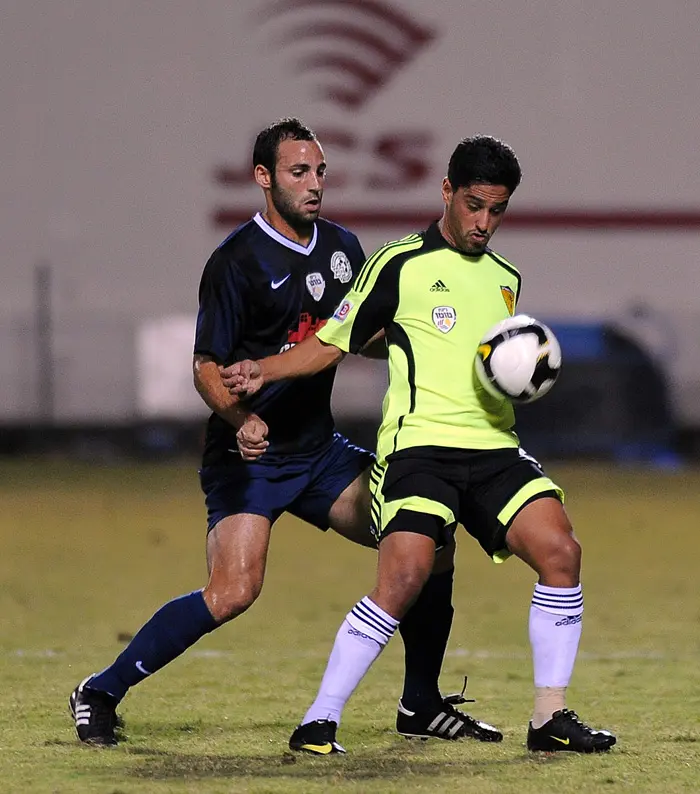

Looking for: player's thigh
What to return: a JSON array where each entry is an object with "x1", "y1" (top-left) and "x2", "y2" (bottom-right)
[
  {"x1": 290, "y1": 433, "x2": 375, "y2": 545},
  {"x1": 505, "y1": 497, "x2": 580, "y2": 580},
  {"x1": 204, "y1": 513, "x2": 273, "y2": 618},
  {"x1": 327, "y1": 467, "x2": 376, "y2": 548},
  {"x1": 372, "y1": 455, "x2": 459, "y2": 550},
  {"x1": 206, "y1": 513, "x2": 273, "y2": 580},
  {"x1": 462, "y1": 447, "x2": 564, "y2": 563}
]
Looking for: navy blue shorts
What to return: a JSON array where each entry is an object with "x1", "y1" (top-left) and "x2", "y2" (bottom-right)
[{"x1": 199, "y1": 432, "x2": 374, "y2": 532}]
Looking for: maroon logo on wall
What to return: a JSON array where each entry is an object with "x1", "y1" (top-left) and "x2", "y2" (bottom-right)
[
  {"x1": 256, "y1": 0, "x2": 436, "y2": 109},
  {"x1": 210, "y1": 1, "x2": 698, "y2": 229},
  {"x1": 212, "y1": 0, "x2": 439, "y2": 228}
]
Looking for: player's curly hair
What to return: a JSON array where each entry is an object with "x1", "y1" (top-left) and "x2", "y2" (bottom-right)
[
  {"x1": 448, "y1": 135, "x2": 522, "y2": 194},
  {"x1": 253, "y1": 117, "x2": 317, "y2": 173}
]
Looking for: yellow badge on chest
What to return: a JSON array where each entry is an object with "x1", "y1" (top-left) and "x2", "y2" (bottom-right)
[{"x1": 500, "y1": 286, "x2": 516, "y2": 315}]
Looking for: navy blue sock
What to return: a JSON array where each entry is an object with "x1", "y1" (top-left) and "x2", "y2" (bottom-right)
[
  {"x1": 89, "y1": 590, "x2": 218, "y2": 702},
  {"x1": 398, "y1": 568, "x2": 455, "y2": 711}
]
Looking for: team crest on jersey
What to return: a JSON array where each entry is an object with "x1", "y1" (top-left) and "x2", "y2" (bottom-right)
[
  {"x1": 500, "y1": 286, "x2": 516, "y2": 315},
  {"x1": 330, "y1": 251, "x2": 353, "y2": 283},
  {"x1": 432, "y1": 306, "x2": 457, "y2": 333},
  {"x1": 306, "y1": 272, "x2": 326, "y2": 301}
]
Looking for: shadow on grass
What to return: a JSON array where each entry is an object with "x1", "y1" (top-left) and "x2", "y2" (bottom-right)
[
  {"x1": 125, "y1": 745, "x2": 560, "y2": 782},
  {"x1": 48, "y1": 720, "x2": 574, "y2": 782}
]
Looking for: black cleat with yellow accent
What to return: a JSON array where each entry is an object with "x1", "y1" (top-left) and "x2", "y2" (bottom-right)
[
  {"x1": 289, "y1": 719, "x2": 346, "y2": 755},
  {"x1": 527, "y1": 709, "x2": 616, "y2": 753}
]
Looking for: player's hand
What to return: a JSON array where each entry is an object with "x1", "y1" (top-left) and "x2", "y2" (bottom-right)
[
  {"x1": 221, "y1": 359, "x2": 264, "y2": 397},
  {"x1": 236, "y1": 414, "x2": 269, "y2": 460}
]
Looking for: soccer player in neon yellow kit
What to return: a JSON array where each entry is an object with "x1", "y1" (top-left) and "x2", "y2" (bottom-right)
[{"x1": 223, "y1": 135, "x2": 616, "y2": 754}]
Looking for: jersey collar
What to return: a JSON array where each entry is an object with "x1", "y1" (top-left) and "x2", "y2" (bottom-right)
[{"x1": 253, "y1": 212, "x2": 318, "y2": 256}]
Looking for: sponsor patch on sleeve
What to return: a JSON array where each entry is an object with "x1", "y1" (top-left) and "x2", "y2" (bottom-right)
[{"x1": 332, "y1": 299, "x2": 353, "y2": 322}]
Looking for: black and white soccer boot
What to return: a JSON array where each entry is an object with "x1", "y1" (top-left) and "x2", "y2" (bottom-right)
[
  {"x1": 396, "y1": 678, "x2": 503, "y2": 742},
  {"x1": 527, "y1": 709, "x2": 616, "y2": 753},
  {"x1": 289, "y1": 719, "x2": 346, "y2": 755},
  {"x1": 69, "y1": 675, "x2": 121, "y2": 746}
]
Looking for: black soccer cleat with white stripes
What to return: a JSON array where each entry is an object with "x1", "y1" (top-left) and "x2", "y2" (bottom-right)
[
  {"x1": 289, "y1": 719, "x2": 346, "y2": 755},
  {"x1": 396, "y1": 692, "x2": 503, "y2": 742},
  {"x1": 527, "y1": 709, "x2": 616, "y2": 753},
  {"x1": 69, "y1": 675, "x2": 121, "y2": 746}
]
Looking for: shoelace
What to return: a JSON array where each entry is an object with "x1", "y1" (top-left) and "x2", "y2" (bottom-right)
[
  {"x1": 443, "y1": 675, "x2": 476, "y2": 708},
  {"x1": 558, "y1": 709, "x2": 594, "y2": 734}
]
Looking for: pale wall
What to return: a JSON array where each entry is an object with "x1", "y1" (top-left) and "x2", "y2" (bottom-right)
[{"x1": 2, "y1": 1, "x2": 698, "y2": 421}]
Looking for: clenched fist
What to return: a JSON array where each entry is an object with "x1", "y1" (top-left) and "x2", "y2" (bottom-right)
[{"x1": 235, "y1": 413, "x2": 269, "y2": 461}]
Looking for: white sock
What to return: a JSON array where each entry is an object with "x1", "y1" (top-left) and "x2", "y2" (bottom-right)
[
  {"x1": 303, "y1": 597, "x2": 399, "y2": 726},
  {"x1": 529, "y1": 583, "x2": 583, "y2": 728}
]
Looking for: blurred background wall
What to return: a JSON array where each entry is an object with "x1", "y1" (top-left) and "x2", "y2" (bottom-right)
[{"x1": 2, "y1": 0, "x2": 698, "y2": 458}]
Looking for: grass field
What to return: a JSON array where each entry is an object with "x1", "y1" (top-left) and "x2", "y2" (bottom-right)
[{"x1": 1, "y1": 459, "x2": 699, "y2": 793}]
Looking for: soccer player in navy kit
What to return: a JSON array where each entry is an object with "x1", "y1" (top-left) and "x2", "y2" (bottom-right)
[{"x1": 69, "y1": 118, "x2": 501, "y2": 747}]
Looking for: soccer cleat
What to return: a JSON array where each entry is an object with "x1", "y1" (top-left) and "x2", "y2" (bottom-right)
[
  {"x1": 289, "y1": 719, "x2": 346, "y2": 755},
  {"x1": 396, "y1": 678, "x2": 503, "y2": 742},
  {"x1": 527, "y1": 709, "x2": 617, "y2": 753},
  {"x1": 69, "y1": 675, "x2": 121, "y2": 746}
]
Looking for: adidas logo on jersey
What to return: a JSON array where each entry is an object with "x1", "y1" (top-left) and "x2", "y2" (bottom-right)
[{"x1": 430, "y1": 280, "x2": 449, "y2": 292}]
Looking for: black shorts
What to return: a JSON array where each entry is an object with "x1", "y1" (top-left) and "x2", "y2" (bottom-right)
[{"x1": 368, "y1": 446, "x2": 563, "y2": 561}]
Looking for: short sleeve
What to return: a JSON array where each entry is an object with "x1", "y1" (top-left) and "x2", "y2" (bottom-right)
[
  {"x1": 318, "y1": 249, "x2": 402, "y2": 354},
  {"x1": 194, "y1": 250, "x2": 245, "y2": 364}
]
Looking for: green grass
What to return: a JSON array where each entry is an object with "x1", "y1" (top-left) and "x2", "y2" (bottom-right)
[{"x1": 1, "y1": 460, "x2": 699, "y2": 793}]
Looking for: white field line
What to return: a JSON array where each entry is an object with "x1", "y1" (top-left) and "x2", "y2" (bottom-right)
[{"x1": 6, "y1": 648, "x2": 673, "y2": 660}]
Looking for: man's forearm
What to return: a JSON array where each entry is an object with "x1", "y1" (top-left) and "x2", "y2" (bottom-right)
[
  {"x1": 260, "y1": 336, "x2": 344, "y2": 383},
  {"x1": 194, "y1": 355, "x2": 251, "y2": 429}
]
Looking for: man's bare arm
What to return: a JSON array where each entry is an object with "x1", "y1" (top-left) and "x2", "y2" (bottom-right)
[
  {"x1": 260, "y1": 335, "x2": 345, "y2": 383},
  {"x1": 221, "y1": 335, "x2": 345, "y2": 397},
  {"x1": 193, "y1": 353, "x2": 252, "y2": 429}
]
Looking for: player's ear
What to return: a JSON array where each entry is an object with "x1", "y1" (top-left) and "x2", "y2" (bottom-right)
[
  {"x1": 441, "y1": 176, "x2": 453, "y2": 205},
  {"x1": 254, "y1": 164, "x2": 273, "y2": 190}
]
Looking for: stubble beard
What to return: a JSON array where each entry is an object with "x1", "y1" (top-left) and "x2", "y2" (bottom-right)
[
  {"x1": 270, "y1": 182, "x2": 319, "y2": 234},
  {"x1": 462, "y1": 237, "x2": 488, "y2": 255}
]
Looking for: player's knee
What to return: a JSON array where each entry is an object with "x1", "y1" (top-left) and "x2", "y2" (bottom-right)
[
  {"x1": 375, "y1": 566, "x2": 432, "y2": 616},
  {"x1": 402, "y1": 566, "x2": 431, "y2": 595},
  {"x1": 204, "y1": 576, "x2": 263, "y2": 623},
  {"x1": 543, "y1": 532, "x2": 581, "y2": 579}
]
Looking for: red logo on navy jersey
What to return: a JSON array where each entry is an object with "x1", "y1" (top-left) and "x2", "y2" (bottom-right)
[{"x1": 287, "y1": 313, "x2": 328, "y2": 345}]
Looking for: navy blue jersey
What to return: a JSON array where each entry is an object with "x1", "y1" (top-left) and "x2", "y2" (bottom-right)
[{"x1": 195, "y1": 212, "x2": 366, "y2": 464}]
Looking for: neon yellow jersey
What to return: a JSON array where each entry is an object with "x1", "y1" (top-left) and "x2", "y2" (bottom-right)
[{"x1": 317, "y1": 223, "x2": 523, "y2": 462}]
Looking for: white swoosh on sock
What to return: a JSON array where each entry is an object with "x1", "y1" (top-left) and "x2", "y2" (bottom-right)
[{"x1": 135, "y1": 660, "x2": 152, "y2": 675}]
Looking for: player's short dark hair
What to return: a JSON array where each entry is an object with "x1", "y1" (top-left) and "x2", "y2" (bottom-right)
[
  {"x1": 447, "y1": 135, "x2": 522, "y2": 194},
  {"x1": 253, "y1": 117, "x2": 317, "y2": 173}
]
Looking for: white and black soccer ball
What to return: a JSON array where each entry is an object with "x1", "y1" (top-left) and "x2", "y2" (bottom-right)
[{"x1": 474, "y1": 315, "x2": 562, "y2": 404}]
